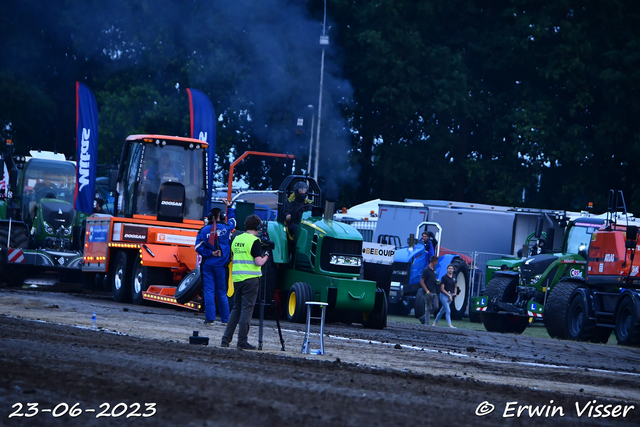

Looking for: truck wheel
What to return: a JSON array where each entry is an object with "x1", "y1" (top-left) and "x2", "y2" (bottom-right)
[
  {"x1": 287, "y1": 282, "x2": 313, "y2": 323},
  {"x1": 482, "y1": 275, "x2": 520, "y2": 333},
  {"x1": 131, "y1": 257, "x2": 150, "y2": 305},
  {"x1": 450, "y1": 258, "x2": 470, "y2": 320},
  {"x1": 544, "y1": 280, "x2": 579, "y2": 340},
  {"x1": 414, "y1": 288, "x2": 426, "y2": 319},
  {"x1": 111, "y1": 251, "x2": 132, "y2": 303},
  {"x1": 567, "y1": 291, "x2": 603, "y2": 342},
  {"x1": 362, "y1": 287, "x2": 388, "y2": 329},
  {"x1": 615, "y1": 297, "x2": 640, "y2": 346},
  {"x1": 175, "y1": 268, "x2": 203, "y2": 304}
]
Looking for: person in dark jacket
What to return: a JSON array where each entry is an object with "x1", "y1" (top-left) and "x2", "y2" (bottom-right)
[
  {"x1": 284, "y1": 181, "x2": 313, "y2": 243},
  {"x1": 418, "y1": 255, "x2": 440, "y2": 325},
  {"x1": 195, "y1": 200, "x2": 236, "y2": 325}
]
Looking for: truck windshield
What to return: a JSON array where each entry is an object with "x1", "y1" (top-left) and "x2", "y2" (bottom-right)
[
  {"x1": 565, "y1": 223, "x2": 599, "y2": 254},
  {"x1": 136, "y1": 143, "x2": 205, "y2": 220}
]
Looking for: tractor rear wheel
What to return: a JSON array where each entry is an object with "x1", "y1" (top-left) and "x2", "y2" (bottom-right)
[
  {"x1": 287, "y1": 282, "x2": 313, "y2": 323},
  {"x1": 544, "y1": 280, "x2": 579, "y2": 340},
  {"x1": 362, "y1": 288, "x2": 388, "y2": 330},
  {"x1": 450, "y1": 258, "x2": 470, "y2": 320}
]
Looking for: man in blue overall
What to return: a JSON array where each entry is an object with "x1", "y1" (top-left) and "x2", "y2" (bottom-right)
[{"x1": 195, "y1": 200, "x2": 236, "y2": 325}]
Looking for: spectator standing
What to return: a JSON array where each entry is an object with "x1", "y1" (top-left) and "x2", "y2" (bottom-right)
[
  {"x1": 418, "y1": 255, "x2": 440, "y2": 325},
  {"x1": 195, "y1": 200, "x2": 236, "y2": 326},
  {"x1": 221, "y1": 215, "x2": 269, "y2": 350},
  {"x1": 433, "y1": 264, "x2": 457, "y2": 328}
]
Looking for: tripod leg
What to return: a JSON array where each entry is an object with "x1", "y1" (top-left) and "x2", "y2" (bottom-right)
[
  {"x1": 272, "y1": 299, "x2": 285, "y2": 351},
  {"x1": 258, "y1": 276, "x2": 265, "y2": 351}
]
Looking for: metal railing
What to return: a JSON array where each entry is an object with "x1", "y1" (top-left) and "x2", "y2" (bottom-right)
[{"x1": 468, "y1": 251, "x2": 519, "y2": 297}]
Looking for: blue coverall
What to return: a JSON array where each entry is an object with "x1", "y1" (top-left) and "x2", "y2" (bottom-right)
[{"x1": 195, "y1": 209, "x2": 237, "y2": 322}]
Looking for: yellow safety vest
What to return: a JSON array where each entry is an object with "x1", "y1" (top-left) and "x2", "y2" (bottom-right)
[{"x1": 231, "y1": 232, "x2": 262, "y2": 282}]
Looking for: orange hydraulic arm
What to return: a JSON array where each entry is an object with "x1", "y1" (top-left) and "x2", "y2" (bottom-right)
[{"x1": 226, "y1": 151, "x2": 295, "y2": 201}]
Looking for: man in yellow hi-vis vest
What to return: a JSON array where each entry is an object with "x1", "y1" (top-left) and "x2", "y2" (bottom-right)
[{"x1": 221, "y1": 214, "x2": 270, "y2": 350}]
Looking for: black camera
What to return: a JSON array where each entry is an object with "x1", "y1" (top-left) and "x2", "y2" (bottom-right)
[{"x1": 258, "y1": 221, "x2": 275, "y2": 250}]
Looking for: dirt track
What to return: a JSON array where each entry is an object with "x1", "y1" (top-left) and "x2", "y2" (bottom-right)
[{"x1": 1, "y1": 287, "x2": 639, "y2": 426}]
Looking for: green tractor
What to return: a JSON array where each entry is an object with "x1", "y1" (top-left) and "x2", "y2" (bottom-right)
[
  {"x1": 0, "y1": 143, "x2": 85, "y2": 286},
  {"x1": 474, "y1": 215, "x2": 605, "y2": 334},
  {"x1": 264, "y1": 175, "x2": 386, "y2": 329}
]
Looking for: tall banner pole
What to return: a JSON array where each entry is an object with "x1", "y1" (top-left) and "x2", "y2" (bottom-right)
[{"x1": 187, "y1": 88, "x2": 216, "y2": 213}]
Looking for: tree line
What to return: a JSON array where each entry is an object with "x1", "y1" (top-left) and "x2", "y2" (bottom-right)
[{"x1": 1, "y1": 0, "x2": 639, "y2": 213}]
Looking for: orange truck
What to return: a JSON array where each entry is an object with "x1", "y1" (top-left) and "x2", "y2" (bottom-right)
[{"x1": 82, "y1": 135, "x2": 209, "y2": 310}]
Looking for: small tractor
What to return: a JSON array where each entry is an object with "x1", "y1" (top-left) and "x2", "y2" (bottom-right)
[
  {"x1": 263, "y1": 175, "x2": 386, "y2": 329},
  {"x1": 0, "y1": 140, "x2": 85, "y2": 286}
]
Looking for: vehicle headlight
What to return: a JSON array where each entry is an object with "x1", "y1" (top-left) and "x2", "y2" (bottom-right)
[
  {"x1": 63, "y1": 225, "x2": 72, "y2": 236},
  {"x1": 330, "y1": 255, "x2": 362, "y2": 267},
  {"x1": 43, "y1": 221, "x2": 54, "y2": 234},
  {"x1": 392, "y1": 270, "x2": 409, "y2": 276},
  {"x1": 529, "y1": 274, "x2": 542, "y2": 285}
]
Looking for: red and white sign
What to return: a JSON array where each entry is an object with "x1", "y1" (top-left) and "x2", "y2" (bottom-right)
[{"x1": 7, "y1": 248, "x2": 25, "y2": 263}]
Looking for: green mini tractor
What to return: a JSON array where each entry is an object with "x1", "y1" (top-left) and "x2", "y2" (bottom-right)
[{"x1": 264, "y1": 175, "x2": 387, "y2": 329}]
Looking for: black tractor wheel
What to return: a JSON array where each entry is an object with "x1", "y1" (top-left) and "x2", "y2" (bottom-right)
[
  {"x1": 362, "y1": 287, "x2": 388, "y2": 330},
  {"x1": 0, "y1": 222, "x2": 29, "y2": 249},
  {"x1": 450, "y1": 258, "x2": 470, "y2": 320},
  {"x1": 615, "y1": 297, "x2": 640, "y2": 346},
  {"x1": 287, "y1": 282, "x2": 313, "y2": 323},
  {"x1": 175, "y1": 268, "x2": 203, "y2": 304},
  {"x1": 482, "y1": 275, "x2": 521, "y2": 334},
  {"x1": 414, "y1": 288, "x2": 426, "y2": 319},
  {"x1": 544, "y1": 280, "x2": 579, "y2": 340},
  {"x1": 0, "y1": 221, "x2": 30, "y2": 285},
  {"x1": 111, "y1": 251, "x2": 132, "y2": 303}
]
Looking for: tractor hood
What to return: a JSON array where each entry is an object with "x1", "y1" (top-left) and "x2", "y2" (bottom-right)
[
  {"x1": 302, "y1": 216, "x2": 364, "y2": 241},
  {"x1": 40, "y1": 199, "x2": 75, "y2": 232},
  {"x1": 520, "y1": 254, "x2": 558, "y2": 285},
  {"x1": 393, "y1": 243, "x2": 427, "y2": 263}
]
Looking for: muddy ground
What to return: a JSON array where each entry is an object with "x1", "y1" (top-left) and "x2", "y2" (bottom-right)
[{"x1": 1, "y1": 287, "x2": 639, "y2": 426}]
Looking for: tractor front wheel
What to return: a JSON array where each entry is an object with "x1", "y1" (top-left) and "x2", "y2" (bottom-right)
[{"x1": 287, "y1": 282, "x2": 313, "y2": 323}]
